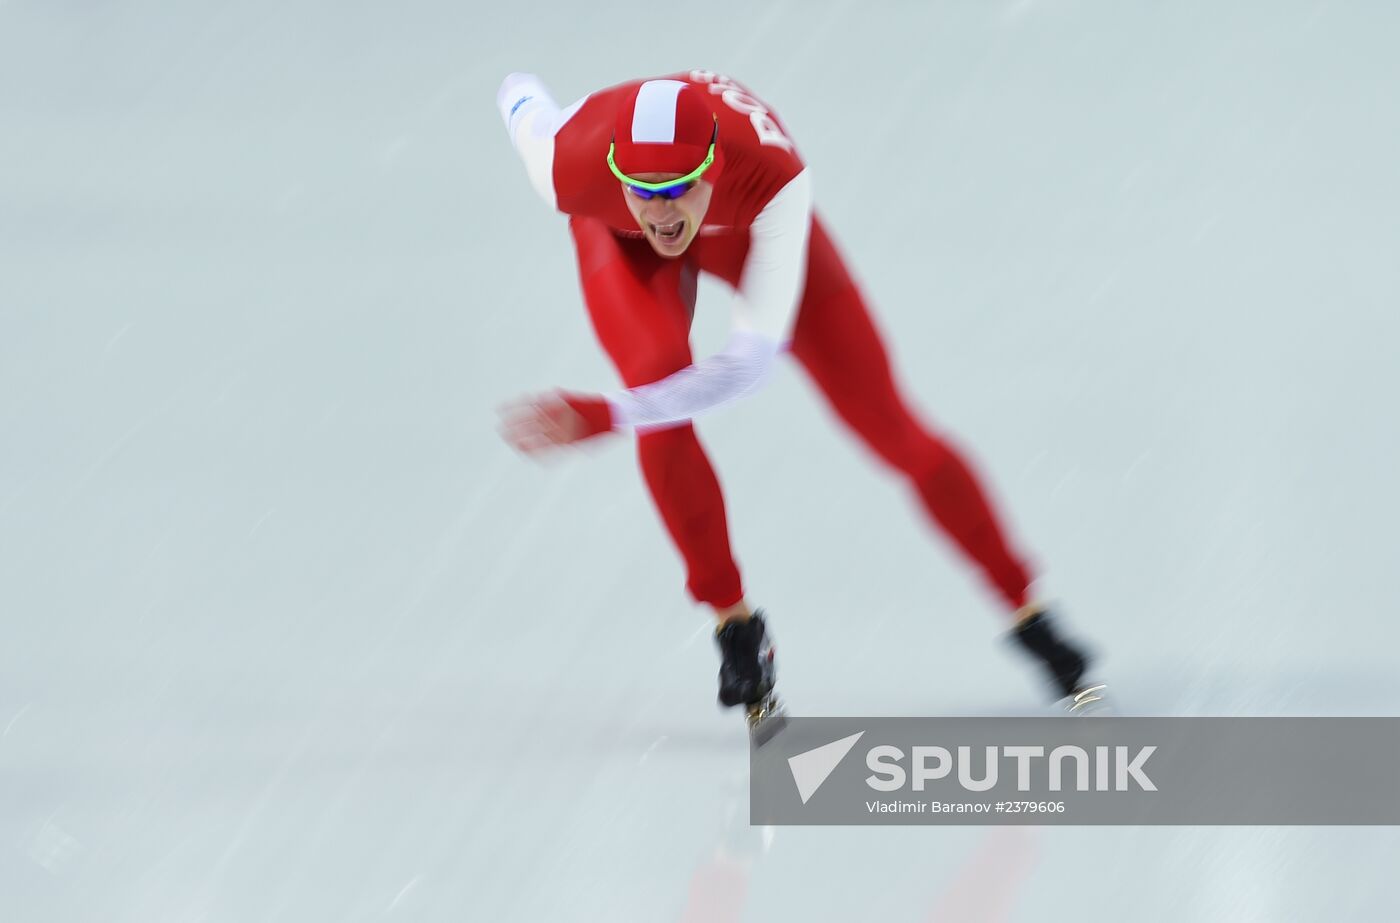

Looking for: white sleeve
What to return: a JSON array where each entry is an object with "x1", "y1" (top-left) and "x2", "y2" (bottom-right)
[
  {"x1": 495, "y1": 73, "x2": 584, "y2": 210},
  {"x1": 603, "y1": 171, "x2": 814, "y2": 429},
  {"x1": 604, "y1": 329, "x2": 783, "y2": 428},
  {"x1": 733, "y1": 169, "x2": 813, "y2": 343}
]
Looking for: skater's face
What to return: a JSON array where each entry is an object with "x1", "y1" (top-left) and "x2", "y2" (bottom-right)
[{"x1": 621, "y1": 174, "x2": 713, "y2": 258}]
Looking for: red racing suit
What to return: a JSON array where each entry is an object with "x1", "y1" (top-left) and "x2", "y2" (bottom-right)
[{"x1": 497, "y1": 70, "x2": 1034, "y2": 612}]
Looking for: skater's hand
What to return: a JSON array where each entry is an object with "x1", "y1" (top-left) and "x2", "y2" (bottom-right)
[{"x1": 497, "y1": 391, "x2": 613, "y2": 454}]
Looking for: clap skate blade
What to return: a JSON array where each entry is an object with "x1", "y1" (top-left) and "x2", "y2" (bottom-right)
[
  {"x1": 1063, "y1": 683, "x2": 1111, "y2": 716},
  {"x1": 746, "y1": 693, "x2": 788, "y2": 745}
]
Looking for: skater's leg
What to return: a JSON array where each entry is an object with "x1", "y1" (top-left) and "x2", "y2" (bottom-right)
[
  {"x1": 790, "y1": 217, "x2": 1035, "y2": 613},
  {"x1": 637, "y1": 425, "x2": 746, "y2": 611},
  {"x1": 570, "y1": 217, "x2": 746, "y2": 614}
]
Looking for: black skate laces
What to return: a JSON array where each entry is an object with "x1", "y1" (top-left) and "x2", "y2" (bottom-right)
[
  {"x1": 716, "y1": 615, "x2": 764, "y2": 657},
  {"x1": 1013, "y1": 611, "x2": 1088, "y2": 696},
  {"x1": 1013, "y1": 612, "x2": 1062, "y2": 657}
]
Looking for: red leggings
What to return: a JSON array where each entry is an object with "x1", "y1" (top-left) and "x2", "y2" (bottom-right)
[{"x1": 570, "y1": 215, "x2": 1033, "y2": 612}]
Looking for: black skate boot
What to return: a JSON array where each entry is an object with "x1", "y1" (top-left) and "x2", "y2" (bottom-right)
[
  {"x1": 715, "y1": 611, "x2": 787, "y2": 743},
  {"x1": 1011, "y1": 610, "x2": 1108, "y2": 715}
]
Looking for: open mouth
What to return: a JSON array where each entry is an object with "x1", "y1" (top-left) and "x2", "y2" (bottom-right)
[{"x1": 649, "y1": 220, "x2": 686, "y2": 245}]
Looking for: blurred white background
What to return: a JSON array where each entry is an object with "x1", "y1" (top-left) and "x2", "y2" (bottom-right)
[{"x1": 2, "y1": 1, "x2": 1398, "y2": 920}]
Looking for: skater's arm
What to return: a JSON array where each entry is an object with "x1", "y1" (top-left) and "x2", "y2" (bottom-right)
[
  {"x1": 602, "y1": 171, "x2": 813, "y2": 429},
  {"x1": 733, "y1": 169, "x2": 812, "y2": 342},
  {"x1": 495, "y1": 73, "x2": 584, "y2": 209},
  {"x1": 602, "y1": 329, "x2": 782, "y2": 428}
]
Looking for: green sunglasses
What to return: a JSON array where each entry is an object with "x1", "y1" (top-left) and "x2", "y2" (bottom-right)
[{"x1": 606, "y1": 121, "x2": 718, "y2": 197}]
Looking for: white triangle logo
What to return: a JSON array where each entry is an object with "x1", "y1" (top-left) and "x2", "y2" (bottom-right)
[{"x1": 787, "y1": 732, "x2": 865, "y2": 805}]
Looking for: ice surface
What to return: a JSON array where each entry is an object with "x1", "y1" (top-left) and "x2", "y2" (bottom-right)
[{"x1": 2, "y1": 1, "x2": 1399, "y2": 920}]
